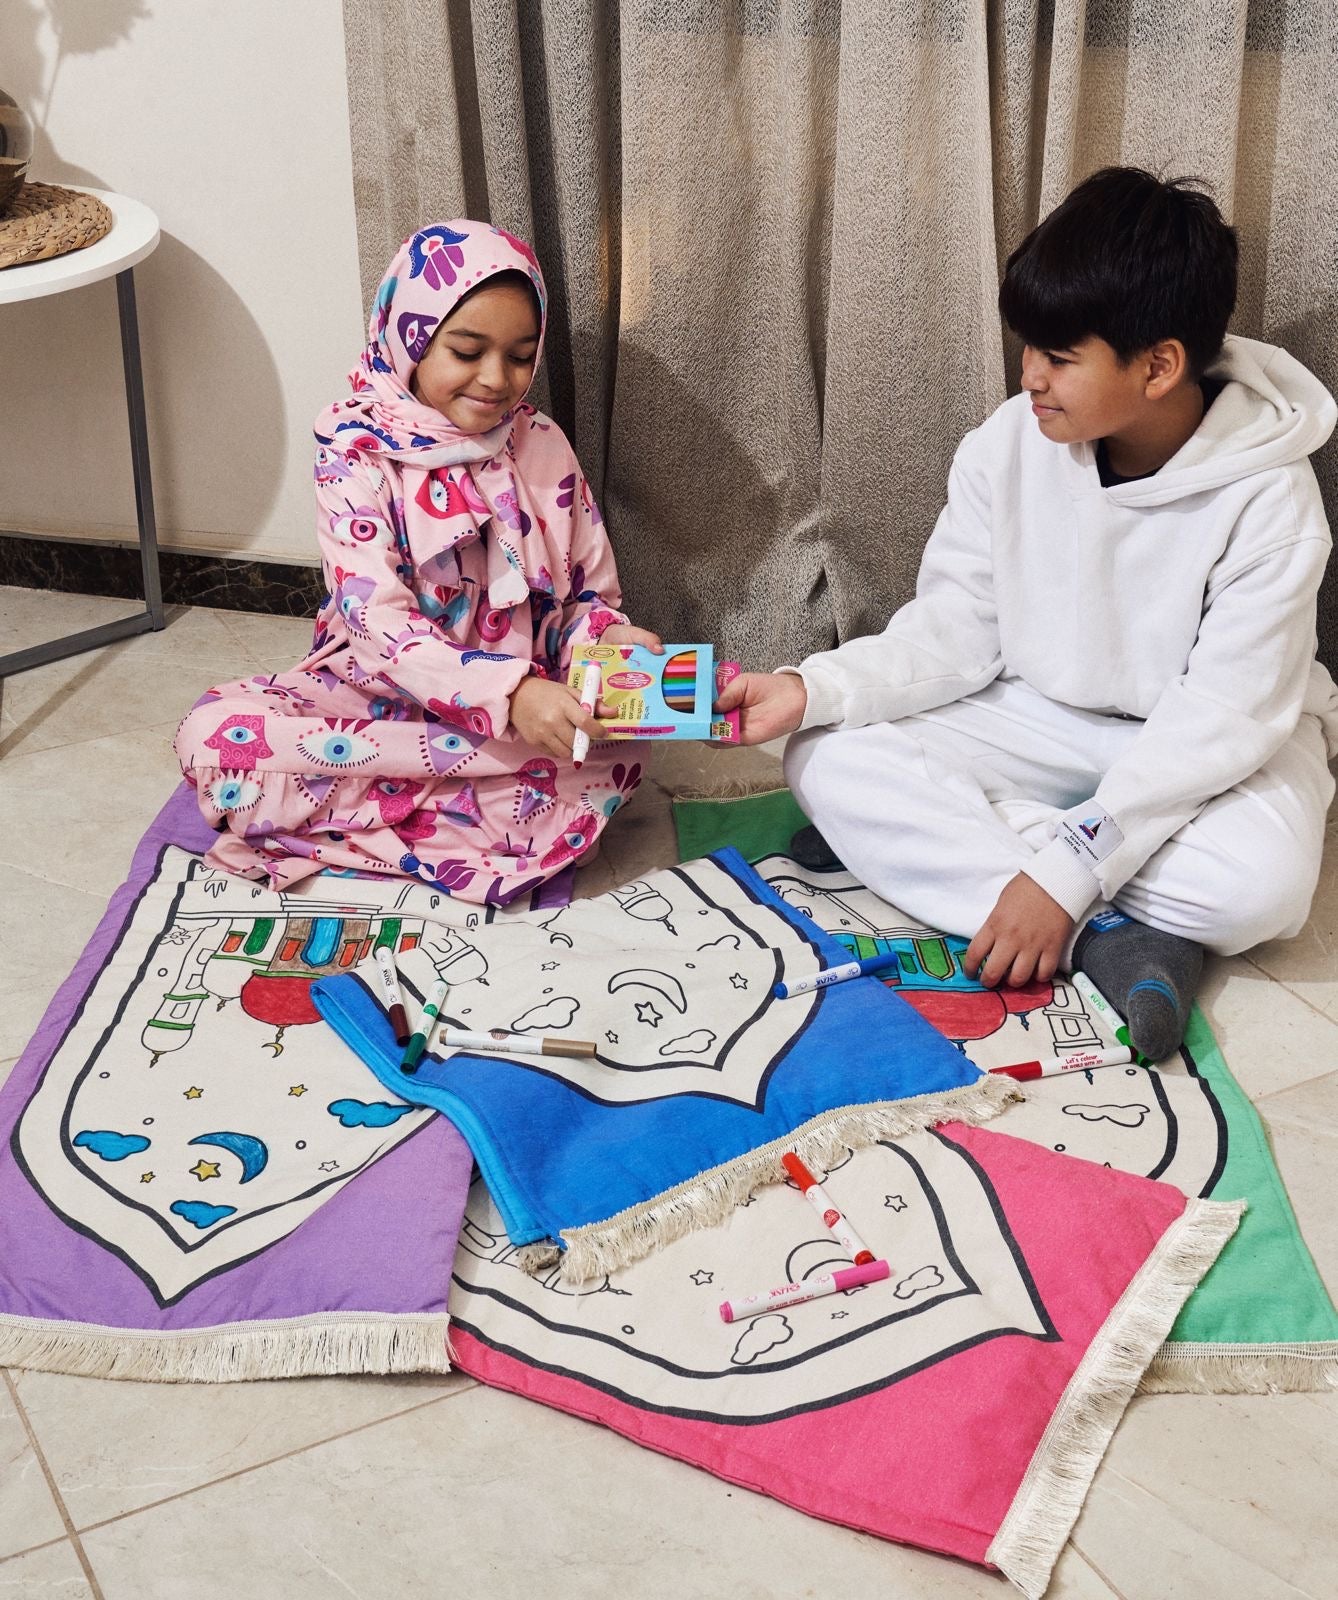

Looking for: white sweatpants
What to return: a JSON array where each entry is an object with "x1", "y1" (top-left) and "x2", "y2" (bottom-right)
[{"x1": 784, "y1": 677, "x2": 1335, "y2": 957}]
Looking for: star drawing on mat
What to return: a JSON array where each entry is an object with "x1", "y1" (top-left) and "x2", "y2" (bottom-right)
[
  {"x1": 541, "y1": 961, "x2": 559, "y2": 971},
  {"x1": 319, "y1": 1160, "x2": 339, "y2": 1172},
  {"x1": 139, "y1": 1172, "x2": 154, "y2": 1184},
  {"x1": 635, "y1": 1001, "x2": 662, "y2": 1028},
  {"x1": 605, "y1": 1031, "x2": 618, "y2": 1044},
  {"x1": 183, "y1": 1086, "x2": 203, "y2": 1100},
  {"x1": 190, "y1": 1160, "x2": 221, "y2": 1182},
  {"x1": 728, "y1": 973, "x2": 748, "y2": 990},
  {"x1": 830, "y1": 1309, "x2": 850, "y2": 1320},
  {"x1": 689, "y1": 1269, "x2": 713, "y2": 1286},
  {"x1": 884, "y1": 1194, "x2": 907, "y2": 1211},
  {"x1": 289, "y1": 1084, "x2": 308, "y2": 1097}
]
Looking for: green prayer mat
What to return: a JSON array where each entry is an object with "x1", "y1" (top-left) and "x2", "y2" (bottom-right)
[{"x1": 673, "y1": 786, "x2": 1338, "y2": 1393}]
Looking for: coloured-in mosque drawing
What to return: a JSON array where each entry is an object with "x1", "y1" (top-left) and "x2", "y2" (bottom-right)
[
  {"x1": 757, "y1": 855, "x2": 1228, "y2": 1198},
  {"x1": 140, "y1": 875, "x2": 493, "y2": 1061},
  {"x1": 13, "y1": 848, "x2": 500, "y2": 1304},
  {"x1": 761, "y1": 859, "x2": 1067, "y2": 1047}
]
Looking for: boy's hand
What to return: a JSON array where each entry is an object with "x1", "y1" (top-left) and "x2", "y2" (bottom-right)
[
  {"x1": 966, "y1": 873, "x2": 1074, "y2": 988},
  {"x1": 600, "y1": 624, "x2": 664, "y2": 654},
  {"x1": 510, "y1": 676, "x2": 603, "y2": 760},
  {"x1": 713, "y1": 671, "x2": 809, "y2": 745}
]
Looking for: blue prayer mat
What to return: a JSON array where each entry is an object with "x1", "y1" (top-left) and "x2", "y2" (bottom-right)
[{"x1": 313, "y1": 849, "x2": 1015, "y2": 1280}]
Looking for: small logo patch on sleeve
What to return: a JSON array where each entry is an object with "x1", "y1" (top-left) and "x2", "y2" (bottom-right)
[{"x1": 1059, "y1": 808, "x2": 1124, "y2": 869}]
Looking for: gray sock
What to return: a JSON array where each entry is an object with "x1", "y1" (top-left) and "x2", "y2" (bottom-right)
[
  {"x1": 1071, "y1": 909, "x2": 1204, "y2": 1062},
  {"x1": 789, "y1": 824, "x2": 843, "y2": 871}
]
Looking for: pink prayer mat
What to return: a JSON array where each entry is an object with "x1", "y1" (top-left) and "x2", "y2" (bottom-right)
[{"x1": 448, "y1": 1122, "x2": 1241, "y2": 1597}]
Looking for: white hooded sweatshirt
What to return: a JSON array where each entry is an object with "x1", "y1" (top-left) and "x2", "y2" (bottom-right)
[{"x1": 792, "y1": 335, "x2": 1338, "y2": 919}]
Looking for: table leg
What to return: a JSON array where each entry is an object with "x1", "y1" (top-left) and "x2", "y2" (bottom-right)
[
  {"x1": 0, "y1": 268, "x2": 166, "y2": 677},
  {"x1": 116, "y1": 266, "x2": 165, "y2": 631}
]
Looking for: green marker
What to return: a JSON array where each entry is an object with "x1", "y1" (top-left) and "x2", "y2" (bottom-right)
[
  {"x1": 400, "y1": 978, "x2": 450, "y2": 1074},
  {"x1": 1069, "y1": 969, "x2": 1155, "y2": 1065}
]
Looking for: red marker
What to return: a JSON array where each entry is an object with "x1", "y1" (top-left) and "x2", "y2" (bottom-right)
[
  {"x1": 988, "y1": 1045, "x2": 1133, "y2": 1082},
  {"x1": 373, "y1": 945, "x2": 410, "y2": 1044},
  {"x1": 781, "y1": 1151, "x2": 875, "y2": 1266}
]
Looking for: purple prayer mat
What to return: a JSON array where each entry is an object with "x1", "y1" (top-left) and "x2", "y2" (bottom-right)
[{"x1": 0, "y1": 784, "x2": 514, "y2": 1381}]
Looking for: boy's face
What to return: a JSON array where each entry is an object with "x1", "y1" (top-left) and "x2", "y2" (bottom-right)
[
  {"x1": 411, "y1": 280, "x2": 540, "y2": 433},
  {"x1": 1020, "y1": 336, "x2": 1164, "y2": 444}
]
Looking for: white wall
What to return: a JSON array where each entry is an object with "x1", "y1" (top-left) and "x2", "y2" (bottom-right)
[{"x1": 0, "y1": 0, "x2": 364, "y2": 565}]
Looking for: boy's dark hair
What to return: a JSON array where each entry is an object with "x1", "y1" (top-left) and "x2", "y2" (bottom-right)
[{"x1": 998, "y1": 167, "x2": 1238, "y2": 379}]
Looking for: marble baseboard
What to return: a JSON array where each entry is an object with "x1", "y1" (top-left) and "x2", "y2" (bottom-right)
[{"x1": 0, "y1": 532, "x2": 324, "y2": 618}]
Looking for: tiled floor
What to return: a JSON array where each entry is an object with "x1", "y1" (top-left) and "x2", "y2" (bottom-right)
[{"x1": 1, "y1": 584, "x2": 1335, "y2": 1600}]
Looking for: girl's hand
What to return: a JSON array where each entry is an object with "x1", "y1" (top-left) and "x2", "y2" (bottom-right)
[
  {"x1": 510, "y1": 676, "x2": 603, "y2": 760},
  {"x1": 965, "y1": 873, "x2": 1074, "y2": 988},
  {"x1": 713, "y1": 672, "x2": 808, "y2": 745},
  {"x1": 600, "y1": 624, "x2": 664, "y2": 654}
]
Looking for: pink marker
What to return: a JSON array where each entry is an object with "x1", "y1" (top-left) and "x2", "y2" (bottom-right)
[
  {"x1": 988, "y1": 1045, "x2": 1133, "y2": 1082},
  {"x1": 719, "y1": 1259, "x2": 889, "y2": 1323},
  {"x1": 781, "y1": 1151, "x2": 875, "y2": 1266}
]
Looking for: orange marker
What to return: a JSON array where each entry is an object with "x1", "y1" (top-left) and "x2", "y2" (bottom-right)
[{"x1": 781, "y1": 1151, "x2": 875, "y2": 1266}]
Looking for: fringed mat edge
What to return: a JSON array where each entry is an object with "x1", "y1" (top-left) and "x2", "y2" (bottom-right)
[
  {"x1": 986, "y1": 1196, "x2": 1246, "y2": 1599},
  {"x1": 1139, "y1": 1338, "x2": 1338, "y2": 1394},
  {"x1": 0, "y1": 1310, "x2": 451, "y2": 1383},
  {"x1": 539, "y1": 1072, "x2": 1023, "y2": 1285}
]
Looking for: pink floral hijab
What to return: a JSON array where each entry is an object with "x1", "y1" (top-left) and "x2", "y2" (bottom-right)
[{"x1": 314, "y1": 220, "x2": 558, "y2": 609}]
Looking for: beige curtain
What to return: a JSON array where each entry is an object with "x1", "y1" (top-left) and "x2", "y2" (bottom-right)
[{"x1": 343, "y1": 0, "x2": 1338, "y2": 668}]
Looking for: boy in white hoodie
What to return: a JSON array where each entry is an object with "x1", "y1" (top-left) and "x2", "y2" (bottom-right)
[{"x1": 718, "y1": 167, "x2": 1338, "y2": 1060}]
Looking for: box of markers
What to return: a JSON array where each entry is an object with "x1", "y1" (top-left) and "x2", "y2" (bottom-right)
[{"x1": 567, "y1": 643, "x2": 741, "y2": 743}]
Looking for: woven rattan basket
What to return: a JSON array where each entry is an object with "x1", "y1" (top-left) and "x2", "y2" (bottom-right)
[{"x1": 0, "y1": 182, "x2": 112, "y2": 270}]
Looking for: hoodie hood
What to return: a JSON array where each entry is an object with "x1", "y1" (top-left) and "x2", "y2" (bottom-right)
[{"x1": 1090, "y1": 334, "x2": 1337, "y2": 507}]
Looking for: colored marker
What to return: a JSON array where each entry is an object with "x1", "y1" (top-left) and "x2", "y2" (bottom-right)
[
  {"x1": 719, "y1": 1259, "x2": 890, "y2": 1323},
  {"x1": 774, "y1": 951, "x2": 903, "y2": 1000},
  {"x1": 571, "y1": 660, "x2": 602, "y2": 768},
  {"x1": 373, "y1": 945, "x2": 410, "y2": 1044},
  {"x1": 432, "y1": 1025, "x2": 599, "y2": 1062},
  {"x1": 988, "y1": 1045, "x2": 1133, "y2": 1082},
  {"x1": 399, "y1": 978, "x2": 450, "y2": 1074},
  {"x1": 781, "y1": 1152, "x2": 875, "y2": 1266},
  {"x1": 1069, "y1": 968, "x2": 1135, "y2": 1052}
]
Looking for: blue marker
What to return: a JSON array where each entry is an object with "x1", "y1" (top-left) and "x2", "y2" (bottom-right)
[{"x1": 774, "y1": 952, "x2": 903, "y2": 1000}]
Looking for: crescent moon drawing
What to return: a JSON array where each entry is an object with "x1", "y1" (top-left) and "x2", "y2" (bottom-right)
[
  {"x1": 606, "y1": 968, "x2": 688, "y2": 1014},
  {"x1": 187, "y1": 1131, "x2": 270, "y2": 1184}
]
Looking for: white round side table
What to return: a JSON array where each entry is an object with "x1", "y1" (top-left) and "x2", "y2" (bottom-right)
[{"x1": 0, "y1": 188, "x2": 164, "y2": 676}]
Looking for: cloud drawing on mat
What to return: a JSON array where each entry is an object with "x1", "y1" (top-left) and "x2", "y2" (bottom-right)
[
  {"x1": 326, "y1": 1099, "x2": 415, "y2": 1129},
  {"x1": 73, "y1": 1130, "x2": 151, "y2": 1162},
  {"x1": 1062, "y1": 1103, "x2": 1150, "y2": 1129},
  {"x1": 170, "y1": 1200, "x2": 238, "y2": 1230},
  {"x1": 511, "y1": 996, "x2": 579, "y2": 1033},
  {"x1": 730, "y1": 1313, "x2": 794, "y2": 1366},
  {"x1": 894, "y1": 1265, "x2": 945, "y2": 1300},
  {"x1": 657, "y1": 1029, "x2": 717, "y2": 1057}
]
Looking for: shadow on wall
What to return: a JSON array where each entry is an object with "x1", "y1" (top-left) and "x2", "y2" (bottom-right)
[
  {"x1": 2, "y1": 0, "x2": 289, "y2": 557},
  {"x1": 4, "y1": 0, "x2": 146, "y2": 189},
  {"x1": 135, "y1": 233, "x2": 288, "y2": 552}
]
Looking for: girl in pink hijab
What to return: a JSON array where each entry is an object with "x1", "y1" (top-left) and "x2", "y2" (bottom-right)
[{"x1": 175, "y1": 221, "x2": 657, "y2": 905}]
